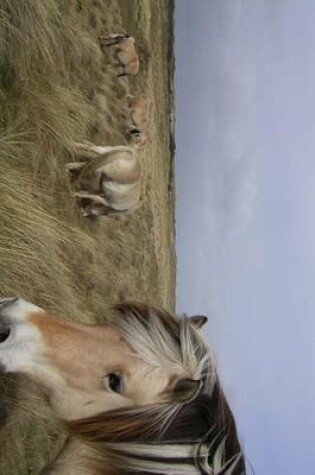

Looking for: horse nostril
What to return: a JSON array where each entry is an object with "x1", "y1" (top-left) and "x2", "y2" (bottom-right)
[
  {"x1": 0, "y1": 328, "x2": 10, "y2": 343},
  {"x1": 0, "y1": 298, "x2": 18, "y2": 310}
]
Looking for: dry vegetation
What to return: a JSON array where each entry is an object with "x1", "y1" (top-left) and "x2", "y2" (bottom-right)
[{"x1": 0, "y1": 0, "x2": 175, "y2": 472}]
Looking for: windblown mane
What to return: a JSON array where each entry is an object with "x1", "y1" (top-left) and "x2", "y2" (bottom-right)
[{"x1": 67, "y1": 303, "x2": 246, "y2": 474}]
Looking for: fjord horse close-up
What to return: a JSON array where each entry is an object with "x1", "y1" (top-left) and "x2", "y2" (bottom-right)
[{"x1": 0, "y1": 297, "x2": 245, "y2": 474}]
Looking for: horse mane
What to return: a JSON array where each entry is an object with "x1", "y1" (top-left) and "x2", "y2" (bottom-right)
[{"x1": 66, "y1": 302, "x2": 246, "y2": 474}]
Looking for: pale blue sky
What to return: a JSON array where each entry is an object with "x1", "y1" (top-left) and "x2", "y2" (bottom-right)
[{"x1": 175, "y1": 1, "x2": 315, "y2": 474}]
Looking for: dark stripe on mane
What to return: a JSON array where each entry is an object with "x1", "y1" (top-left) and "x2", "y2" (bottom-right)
[{"x1": 67, "y1": 385, "x2": 245, "y2": 474}]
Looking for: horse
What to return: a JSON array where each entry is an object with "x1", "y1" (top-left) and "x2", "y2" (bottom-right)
[
  {"x1": 100, "y1": 33, "x2": 140, "y2": 77},
  {"x1": 0, "y1": 297, "x2": 246, "y2": 474},
  {"x1": 126, "y1": 95, "x2": 150, "y2": 150},
  {"x1": 126, "y1": 95, "x2": 149, "y2": 128},
  {"x1": 66, "y1": 142, "x2": 142, "y2": 217}
]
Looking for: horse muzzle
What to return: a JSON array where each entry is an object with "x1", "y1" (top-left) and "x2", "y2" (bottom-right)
[
  {"x1": 0, "y1": 298, "x2": 45, "y2": 373},
  {"x1": 0, "y1": 298, "x2": 18, "y2": 344}
]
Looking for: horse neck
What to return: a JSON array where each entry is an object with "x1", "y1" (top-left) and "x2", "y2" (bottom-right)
[{"x1": 41, "y1": 436, "x2": 114, "y2": 475}]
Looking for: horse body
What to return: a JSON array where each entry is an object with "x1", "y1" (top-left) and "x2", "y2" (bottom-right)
[
  {"x1": 100, "y1": 34, "x2": 140, "y2": 76},
  {"x1": 0, "y1": 298, "x2": 246, "y2": 474},
  {"x1": 67, "y1": 143, "x2": 142, "y2": 216},
  {"x1": 126, "y1": 95, "x2": 150, "y2": 149},
  {"x1": 126, "y1": 95, "x2": 149, "y2": 130}
]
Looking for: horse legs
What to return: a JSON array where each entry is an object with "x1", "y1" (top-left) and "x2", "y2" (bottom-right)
[
  {"x1": 65, "y1": 161, "x2": 87, "y2": 173},
  {"x1": 74, "y1": 192, "x2": 110, "y2": 217},
  {"x1": 73, "y1": 142, "x2": 133, "y2": 157},
  {"x1": 74, "y1": 191, "x2": 108, "y2": 205}
]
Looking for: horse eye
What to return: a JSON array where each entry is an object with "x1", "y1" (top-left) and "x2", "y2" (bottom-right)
[{"x1": 104, "y1": 373, "x2": 123, "y2": 394}]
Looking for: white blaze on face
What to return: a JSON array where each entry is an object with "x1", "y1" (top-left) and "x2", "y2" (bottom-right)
[{"x1": 0, "y1": 298, "x2": 46, "y2": 373}]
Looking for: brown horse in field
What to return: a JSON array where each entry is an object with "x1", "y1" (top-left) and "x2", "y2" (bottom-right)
[
  {"x1": 66, "y1": 142, "x2": 142, "y2": 217},
  {"x1": 100, "y1": 33, "x2": 140, "y2": 77},
  {"x1": 0, "y1": 297, "x2": 246, "y2": 474}
]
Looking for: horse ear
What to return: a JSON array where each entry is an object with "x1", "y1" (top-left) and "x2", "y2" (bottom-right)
[
  {"x1": 189, "y1": 315, "x2": 208, "y2": 329},
  {"x1": 171, "y1": 378, "x2": 203, "y2": 403}
]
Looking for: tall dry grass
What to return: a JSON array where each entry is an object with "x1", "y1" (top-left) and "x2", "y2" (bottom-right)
[{"x1": 0, "y1": 0, "x2": 175, "y2": 472}]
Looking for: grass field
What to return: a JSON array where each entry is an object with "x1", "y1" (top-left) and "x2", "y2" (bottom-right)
[{"x1": 0, "y1": 0, "x2": 175, "y2": 472}]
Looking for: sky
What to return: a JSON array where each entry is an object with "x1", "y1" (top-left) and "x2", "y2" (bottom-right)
[{"x1": 175, "y1": 1, "x2": 315, "y2": 474}]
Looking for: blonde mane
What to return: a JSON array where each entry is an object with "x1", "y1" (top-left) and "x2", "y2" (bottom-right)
[{"x1": 67, "y1": 303, "x2": 246, "y2": 474}]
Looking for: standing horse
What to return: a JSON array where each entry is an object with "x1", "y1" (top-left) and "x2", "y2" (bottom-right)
[
  {"x1": 0, "y1": 298, "x2": 246, "y2": 474},
  {"x1": 126, "y1": 95, "x2": 150, "y2": 150},
  {"x1": 100, "y1": 33, "x2": 140, "y2": 77},
  {"x1": 66, "y1": 142, "x2": 142, "y2": 217}
]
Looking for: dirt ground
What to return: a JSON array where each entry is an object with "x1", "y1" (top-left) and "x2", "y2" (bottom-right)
[{"x1": 0, "y1": 0, "x2": 175, "y2": 472}]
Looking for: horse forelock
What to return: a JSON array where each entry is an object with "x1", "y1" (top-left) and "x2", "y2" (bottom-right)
[
  {"x1": 111, "y1": 302, "x2": 216, "y2": 387},
  {"x1": 66, "y1": 303, "x2": 245, "y2": 474}
]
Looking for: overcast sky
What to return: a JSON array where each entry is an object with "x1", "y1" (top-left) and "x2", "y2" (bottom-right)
[{"x1": 175, "y1": 1, "x2": 315, "y2": 474}]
